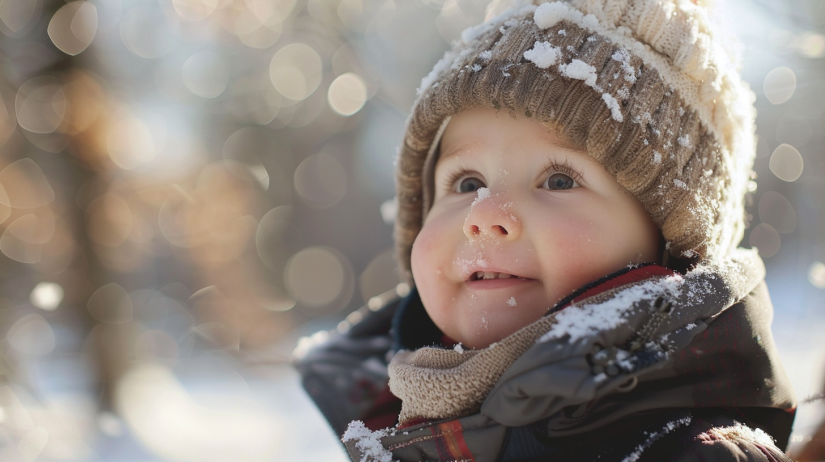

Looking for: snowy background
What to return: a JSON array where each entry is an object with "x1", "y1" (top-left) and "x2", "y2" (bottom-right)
[{"x1": 0, "y1": 0, "x2": 822, "y2": 460}]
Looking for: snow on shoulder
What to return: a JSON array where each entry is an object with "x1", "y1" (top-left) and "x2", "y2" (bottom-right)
[
  {"x1": 342, "y1": 421, "x2": 396, "y2": 462},
  {"x1": 621, "y1": 416, "x2": 692, "y2": 462},
  {"x1": 539, "y1": 273, "x2": 685, "y2": 344}
]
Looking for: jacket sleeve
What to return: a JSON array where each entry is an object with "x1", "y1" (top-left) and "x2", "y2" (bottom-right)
[
  {"x1": 292, "y1": 292, "x2": 401, "y2": 436},
  {"x1": 642, "y1": 415, "x2": 794, "y2": 462}
]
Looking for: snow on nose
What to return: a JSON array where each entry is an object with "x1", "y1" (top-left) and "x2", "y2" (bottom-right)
[{"x1": 463, "y1": 188, "x2": 521, "y2": 241}]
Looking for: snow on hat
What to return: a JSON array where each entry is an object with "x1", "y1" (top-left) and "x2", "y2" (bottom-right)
[{"x1": 394, "y1": 0, "x2": 756, "y2": 279}]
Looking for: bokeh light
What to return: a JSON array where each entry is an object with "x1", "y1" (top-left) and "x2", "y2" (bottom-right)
[
  {"x1": 328, "y1": 73, "x2": 368, "y2": 116},
  {"x1": 769, "y1": 143, "x2": 804, "y2": 182},
  {"x1": 0, "y1": 159, "x2": 55, "y2": 208},
  {"x1": 758, "y1": 191, "x2": 796, "y2": 234},
  {"x1": 285, "y1": 246, "x2": 352, "y2": 309},
  {"x1": 47, "y1": 1, "x2": 97, "y2": 56},
  {"x1": 171, "y1": 0, "x2": 221, "y2": 22},
  {"x1": 8, "y1": 314, "x2": 56, "y2": 355},
  {"x1": 15, "y1": 76, "x2": 66, "y2": 134},
  {"x1": 809, "y1": 262, "x2": 825, "y2": 289},
  {"x1": 107, "y1": 117, "x2": 158, "y2": 169},
  {"x1": 763, "y1": 66, "x2": 796, "y2": 104},
  {"x1": 120, "y1": 5, "x2": 179, "y2": 59},
  {"x1": 359, "y1": 249, "x2": 400, "y2": 301},
  {"x1": 293, "y1": 153, "x2": 347, "y2": 208},
  {"x1": 269, "y1": 43, "x2": 323, "y2": 101},
  {"x1": 29, "y1": 282, "x2": 64, "y2": 311},
  {"x1": 182, "y1": 52, "x2": 229, "y2": 98},
  {"x1": 749, "y1": 223, "x2": 781, "y2": 258}
]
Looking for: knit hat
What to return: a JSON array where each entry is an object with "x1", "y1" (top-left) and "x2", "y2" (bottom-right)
[{"x1": 394, "y1": 0, "x2": 756, "y2": 279}]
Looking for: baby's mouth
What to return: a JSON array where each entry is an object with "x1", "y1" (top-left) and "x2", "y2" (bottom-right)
[{"x1": 469, "y1": 271, "x2": 527, "y2": 281}]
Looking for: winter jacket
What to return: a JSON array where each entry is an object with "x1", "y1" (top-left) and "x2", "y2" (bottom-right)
[{"x1": 294, "y1": 249, "x2": 796, "y2": 461}]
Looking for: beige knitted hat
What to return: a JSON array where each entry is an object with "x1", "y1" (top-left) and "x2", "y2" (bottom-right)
[{"x1": 394, "y1": 0, "x2": 756, "y2": 279}]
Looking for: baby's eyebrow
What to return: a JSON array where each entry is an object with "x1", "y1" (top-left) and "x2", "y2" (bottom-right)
[
  {"x1": 438, "y1": 142, "x2": 480, "y2": 161},
  {"x1": 540, "y1": 141, "x2": 599, "y2": 167}
]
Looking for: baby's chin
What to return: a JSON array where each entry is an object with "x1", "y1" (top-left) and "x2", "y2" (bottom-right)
[{"x1": 446, "y1": 297, "x2": 548, "y2": 349}]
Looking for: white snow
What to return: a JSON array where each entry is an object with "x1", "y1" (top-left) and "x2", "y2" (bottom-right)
[
  {"x1": 705, "y1": 422, "x2": 776, "y2": 446},
  {"x1": 677, "y1": 134, "x2": 691, "y2": 147},
  {"x1": 621, "y1": 417, "x2": 692, "y2": 462},
  {"x1": 462, "y1": 3, "x2": 536, "y2": 44},
  {"x1": 454, "y1": 343, "x2": 464, "y2": 353},
  {"x1": 580, "y1": 14, "x2": 598, "y2": 29},
  {"x1": 558, "y1": 29, "x2": 566, "y2": 35},
  {"x1": 539, "y1": 274, "x2": 686, "y2": 343},
  {"x1": 559, "y1": 59, "x2": 597, "y2": 87},
  {"x1": 611, "y1": 48, "x2": 636, "y2": 83},
  {"x1": 681, "y1": 248, "x2": 698, "y2": 258},
  {"x1": 471, "y1": 63, "x2": 482, "y2": 72},
  {"x1": 601, "y1": 93, "x2": 623, "y2": 122},
  {"x1": 533, "y1": 1, "x2": 568, "y2": 30},
  {"x1": 342, "y1": 421, "x2": 395, "y2": 462},
  {"x1": 456, "y1": 255, "x2": 490, "y2": 273},
  {"x1": 471, "y1": 187, "x2": 491, "y2": 206},
  {"x1": 673, "y1": 179, "x2": 688, "y2": 190},
  {"x1": 523, "y1": 41, "x2": 560, "y2": 69},
  {"x1": 479, "y1": 50, "x2": 492, "y2": 60},
  {"x1": 461, "y1": 22, "x2": 495, "y2": 45},
  {"x1": 686, "y1": 323, "x2": 696, "y2": 330},
  {"x1": 652, "y1": 151, "x2": 662, "y2": 164},
  {"x1": 418, "y1": 49, "x2": 458, "y2": 96},
  {"x1": 506, "y1": 297, "x2": 517, "y2": 307},
  {"x1": 417, "y1": 2, "x2": 537, "y2": 96}
]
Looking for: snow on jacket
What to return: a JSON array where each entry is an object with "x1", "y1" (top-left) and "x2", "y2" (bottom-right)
[{"x1": 294, "y1": 249, "x2": 796, "y2": 461}]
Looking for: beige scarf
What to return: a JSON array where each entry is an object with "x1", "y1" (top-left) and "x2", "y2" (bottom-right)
[{"x1": 389, "y1": 314, "x2": 559, "y2": 425}]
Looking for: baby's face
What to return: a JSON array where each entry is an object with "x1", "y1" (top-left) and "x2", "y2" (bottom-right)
[{"x1": 410, "y1": 108, "x2": 661, "y2": 349}]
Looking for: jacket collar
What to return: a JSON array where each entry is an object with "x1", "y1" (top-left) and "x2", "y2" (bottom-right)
[{"x1": 392, "y1": 263, "x2": 675, "y2": 352}]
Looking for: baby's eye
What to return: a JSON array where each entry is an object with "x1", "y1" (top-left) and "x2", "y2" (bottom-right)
[
  {"x1": 456, "y1": 176, "x2": 485, "y2": 193},
  {"x1": 542, "y1": 173, "x2": 578, "y2": 190}
]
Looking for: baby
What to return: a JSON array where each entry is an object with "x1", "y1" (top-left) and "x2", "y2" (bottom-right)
[{"x1": 295, "y1": 0, "x2": 797, "y2": 460}]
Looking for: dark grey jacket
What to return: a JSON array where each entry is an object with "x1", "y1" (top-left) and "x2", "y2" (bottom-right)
[{"x1": 295, "y1": 252, "x2": 796, "y2": 461}]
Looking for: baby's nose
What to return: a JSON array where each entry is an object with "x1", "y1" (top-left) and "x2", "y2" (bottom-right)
[{"x1": 463, "y1": 194, "x2": 521, "y2": 241}]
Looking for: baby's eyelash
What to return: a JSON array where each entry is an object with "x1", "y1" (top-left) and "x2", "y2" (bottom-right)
[
  {"x1": 544, "y1": 159, "x2": 585, "y2": 185},
  {"x1": 441, "y1": 167, "x2": 475, "y2": 192}
]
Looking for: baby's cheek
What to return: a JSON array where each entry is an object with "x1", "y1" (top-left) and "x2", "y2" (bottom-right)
[
  {"x1": 537, "y1": 215, "x2": 611, "y2": 294},
  {"x1": 411, "y1": 225, "x2": 448, "y2": 299},
  {"x1": 410, "y1": 227, "x2": 440, "y2": 278}
]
